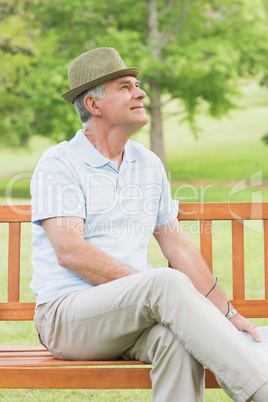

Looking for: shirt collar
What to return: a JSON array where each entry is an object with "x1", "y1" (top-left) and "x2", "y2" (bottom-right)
[
  {"x1": 69, "y1": 130, "x2": 110, "y2": 167},
  {"x1": 69, "y1": 129, "x2": 140, "y2": 167},
  {"x1": 123, "y1": 139, "x2": 140, "y2": 163}
]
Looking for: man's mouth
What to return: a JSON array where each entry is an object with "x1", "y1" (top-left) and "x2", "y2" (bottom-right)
[{"x1": 131, "y1": 106, "x2": 144, "y2": 110}]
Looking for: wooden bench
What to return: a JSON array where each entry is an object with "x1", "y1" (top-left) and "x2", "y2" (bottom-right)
[{"x1": 0, "y1": 202, "x2": 267, "y2": 390}]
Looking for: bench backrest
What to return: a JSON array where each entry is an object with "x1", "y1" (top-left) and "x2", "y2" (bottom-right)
[
  {"x1": 178, "y1": 202, "x2": 268, "y2": 318},
  {"x1": 0, "y1": 203, "x2": 267, "y2": 321}
]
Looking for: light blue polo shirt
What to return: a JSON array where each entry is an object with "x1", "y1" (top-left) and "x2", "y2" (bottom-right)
[{"x1": 30, "y1": 129, "x2": 178, "y2": 306}]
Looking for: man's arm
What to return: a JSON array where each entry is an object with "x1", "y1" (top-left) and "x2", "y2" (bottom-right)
[
  {"x1": 153, "y1": 219, "x2": 262, "y2": 342},
  {"x1": 41, "y1": 216, "x2": 139, "y2": 286}
]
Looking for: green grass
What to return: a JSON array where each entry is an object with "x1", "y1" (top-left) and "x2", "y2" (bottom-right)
[
  {"x1": 0, "y1": 389, "x2": 234, "y2": 401},
  {"x1": 0, "y1": 136, "x2": 53, "y2": 177},
  {"x1": 0, "y1": 177, "x2": 31, "y2": 199},
  {"x1": 163, "y1": 82, "x2": 268, "y2": 182},
  {"x1": 171, "y1": 184, "x2": 268, "y2": 203},
  {"x1": 168, "y1": 139, "x2": 268, "y2": 182},
  {"x1": 0, "y1": 389, "x2": 153, "y2": 401},
  {"x1": 0, "y1": 389, "x2": 235, "y2": 401}
]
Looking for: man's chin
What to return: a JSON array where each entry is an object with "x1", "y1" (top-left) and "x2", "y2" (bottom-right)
[
  {"x1": 137, "y1": 116, "x2": 149, "y2": 129},
  {"x1": 128, "y1": 119, "x2": 148, "y2": 136}
]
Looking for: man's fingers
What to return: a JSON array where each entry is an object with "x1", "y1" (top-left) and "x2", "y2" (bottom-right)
[
  {"x1": 248, "y1": 327, "x2": 262, "y2": 343},
  {"x1": 231, "y1": 315, "x2": 262, "y2": 342}
]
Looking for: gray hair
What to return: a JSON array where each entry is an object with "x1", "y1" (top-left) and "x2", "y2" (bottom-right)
[{"x1": 73, "y1": 82, "x2": 107, "y2": 124}]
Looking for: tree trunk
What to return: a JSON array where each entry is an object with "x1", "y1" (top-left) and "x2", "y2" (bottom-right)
[
  {"x1": 149, "y1": 80, "x2": 167, "y2": 171},
  {"x1": 147, "y1": 0, "x2": 167, "y2": 170}
]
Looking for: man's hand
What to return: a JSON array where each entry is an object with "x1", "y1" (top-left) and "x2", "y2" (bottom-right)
[{"x1": 230, "y1": 314, "x2": 262, "y2": 342}]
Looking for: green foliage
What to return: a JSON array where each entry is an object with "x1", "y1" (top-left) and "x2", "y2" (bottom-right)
[
  {"x1": 1, "y1": 0, "x2": 268, "y2": 146},
  {"x1": 0, "y1": 0, "x2": 38, "y2": 145}
]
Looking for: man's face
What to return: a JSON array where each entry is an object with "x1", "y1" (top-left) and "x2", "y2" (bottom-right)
[{"x1": 98, "y1": 76, "x2": 148, "y2": 133}]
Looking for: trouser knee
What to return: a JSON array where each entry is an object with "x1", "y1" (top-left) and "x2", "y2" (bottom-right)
[{"x1": 149, "y1": 267, "x2": 194, "y2": 299}]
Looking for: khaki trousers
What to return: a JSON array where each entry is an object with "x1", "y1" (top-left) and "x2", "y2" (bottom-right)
[{"x1": 34, "y1": 268, "x2": 268, "y2": 402}]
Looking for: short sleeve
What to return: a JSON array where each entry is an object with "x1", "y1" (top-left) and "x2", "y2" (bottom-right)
[
  {"x1": 155, "y1": 163, "x2": 179, "y2": 227},
  {"x1": 31, "y1": 157, "x2": 86, "y2": 225}
]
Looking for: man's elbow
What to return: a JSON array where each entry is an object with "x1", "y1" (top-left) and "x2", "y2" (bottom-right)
[
  {"x1": 55, "y1": 243, "x2": 73, "y2": 268},
  {"x1": 57, "y1": 253, "x2": 68, "y2": 268}
]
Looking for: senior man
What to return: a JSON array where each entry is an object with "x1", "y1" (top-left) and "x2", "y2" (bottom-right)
[{"x1": 30, "y1": 47, "x2": 268, "y2": 401}]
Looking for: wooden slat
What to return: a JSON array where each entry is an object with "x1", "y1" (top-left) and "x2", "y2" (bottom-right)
[
  {"x1": 0, "y1": 347, "x2": 146, "y2": 367},
  {"x1": 200, "y1": 220, "x2": 213, "y2": 271},
  {"x1": 0, "y1": 366, "x2": 152, "y2": 389},
  {"x1": 1, "y1": 300, "x2": 266, "y2": 321},
  {"x1": 232, "y1": 220, "x2": 245, "y2": 299},
  {"x1": 0, "y1": 359, "x2": 145, "y2": 368},
  {"x1": 0, "y1": 203, "x2": 267, "y2": 222},
  {"x1": 0, "y1": 365, "x2": 219, "y2": 389},
  {"x1": 231, "y1": 300, "x2": 268, "y2": 318},
  {"x1": 0, "y1": 356, "x2": 148, "y2": 368},
  {"x1": 8, "y1": 223, "x2": 21, "y2": 302},
  {"x1": 178, "y1": 202, "x2": 268, "y2": 221},
  {"x1": 0, "y1": 303, "x2": 35, "y2": 320},
  {"x1": 264, "y1": 220, "x2": 268, "y2": 299},
  {"x1": 0, "y1": 346, "x2": 48, "y2": 352},
  {"x1": 205, "y1": 369, "x2": 220, "y2": 388},
  {"x1": 0, "y1": 205, "x2": 31, "y2": 222}
]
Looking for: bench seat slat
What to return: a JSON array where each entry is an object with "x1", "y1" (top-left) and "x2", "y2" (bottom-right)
[
  {"x1": 0, "y1": 358, "x2": 150, "y2": 367},
  {"x1": 0, "y1": 366, "x2": 219, "y2": 389},
  {"x1": 0, "y1": 366, "x2": 152, "y2": 389},
  {"x1": 0, "y1": 348, "x2": 146, "y2": 366},
  {"x1": 0, "y1": 346, "x2": 48, "y2": 352}
]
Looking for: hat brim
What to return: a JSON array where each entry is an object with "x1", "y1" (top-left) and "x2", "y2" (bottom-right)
[{"x1": 61, "y1": 67, "x2": 140, "y2": 103}]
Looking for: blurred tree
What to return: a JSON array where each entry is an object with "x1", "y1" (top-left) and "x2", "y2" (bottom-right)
[
  {"x1": 91, "y1": 0, "x2": 268, "y2": 167},
  {"x1": 1, "y1": 0, "x2": 268, "y2": 168},
  {"x1": 0, "y1": 0, "x2": 39, "y2": 145},
  {"x1": 0, "y1": 0, "x2": 99, "y2": 146}
]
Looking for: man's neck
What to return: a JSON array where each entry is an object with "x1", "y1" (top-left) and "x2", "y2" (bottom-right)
[{"x1": 82, "y1": 125, "x2": 130, "y2": 168}]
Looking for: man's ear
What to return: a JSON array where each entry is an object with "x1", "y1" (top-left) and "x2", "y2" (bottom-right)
[{"x1": 84, "y1": 95, "x2": 102, "y2": 117}]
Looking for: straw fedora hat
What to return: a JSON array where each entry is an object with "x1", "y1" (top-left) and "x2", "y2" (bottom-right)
[{"x1": 61, "y1": 47, "x2": 140, "y2": 103}]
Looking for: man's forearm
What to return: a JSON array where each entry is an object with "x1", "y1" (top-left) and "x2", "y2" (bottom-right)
[
  {"x1": 57, "y1": 235, "x2": 139, "y2": 285},
  {"x1": 154, "y1": 220, "x2": 233, "y2": 315},
  {"x1": 168, "y1": 237, "x2": 233, "y2": 315},
  {"x1": 41, "y1": 217, "x2": 139, "y2": 286}
]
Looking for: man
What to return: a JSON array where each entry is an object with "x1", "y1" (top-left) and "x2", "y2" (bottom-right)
[{"x1": 30, "y1": 47, "x2": 268, "y2": 401}]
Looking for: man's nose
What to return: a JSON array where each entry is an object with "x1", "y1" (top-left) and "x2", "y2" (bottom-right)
[{"x1": 134, "y1": 87, "x2": 146, "y2": 99}]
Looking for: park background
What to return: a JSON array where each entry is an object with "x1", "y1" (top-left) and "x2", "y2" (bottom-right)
[{"x1": 1, "y1": 0, "x2": 268, "y2": 400}]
